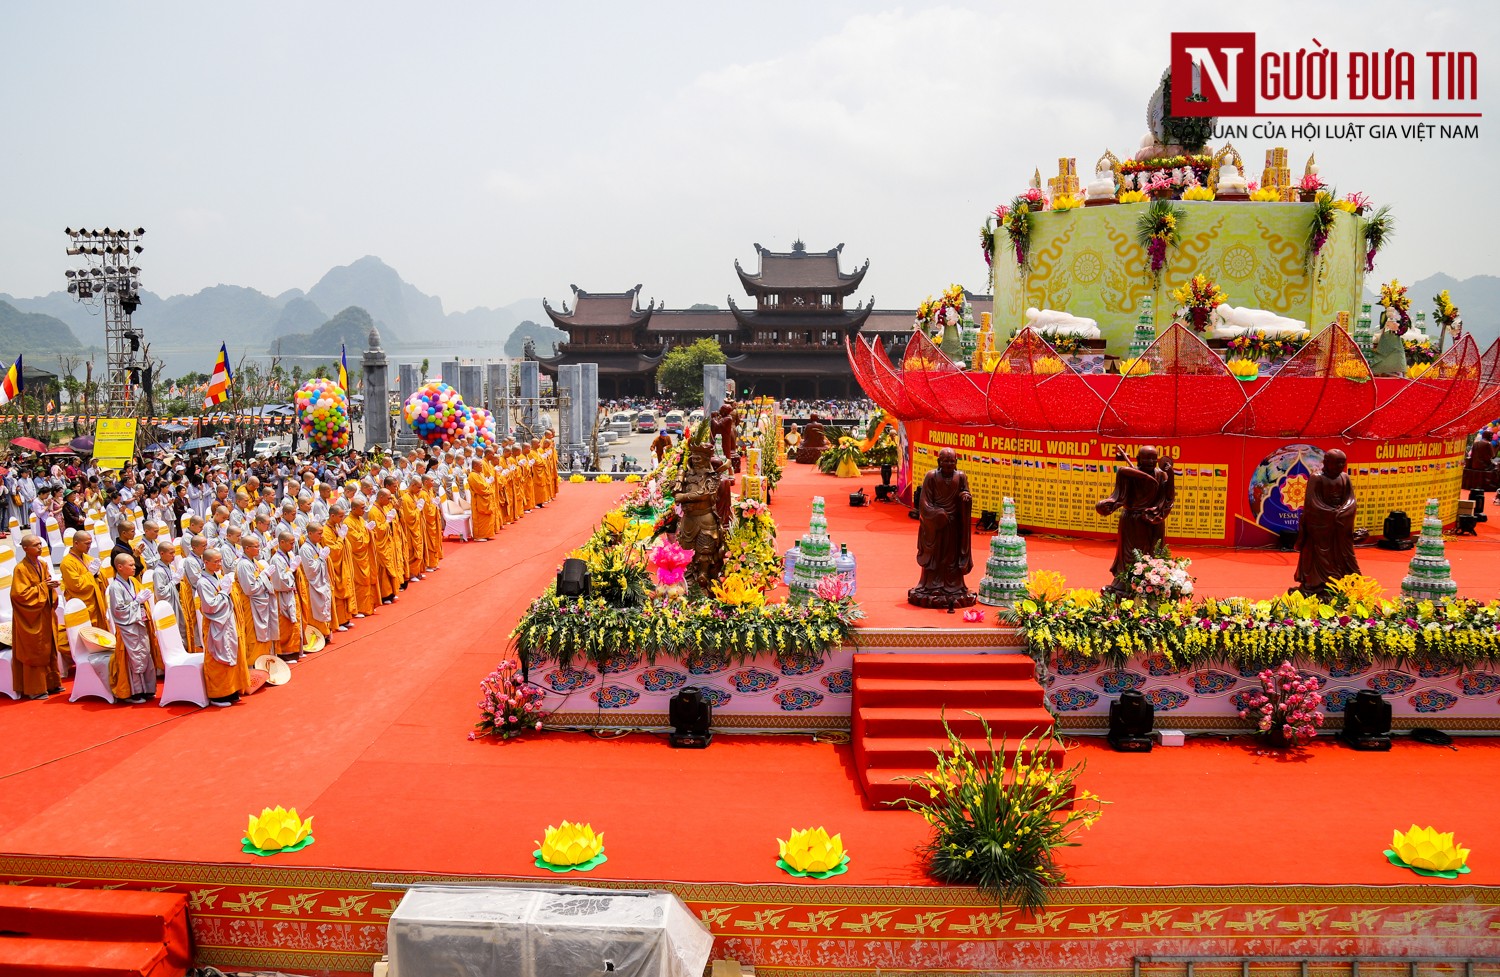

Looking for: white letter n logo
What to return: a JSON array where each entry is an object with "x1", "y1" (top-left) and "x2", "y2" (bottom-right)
[{"x1": 1185, "y1": 47, "x2": 1242, "y2": 102}]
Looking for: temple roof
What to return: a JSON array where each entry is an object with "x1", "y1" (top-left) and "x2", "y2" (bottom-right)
[
  {"x1": 542, "y1": 284, "x2": 652, "y2": 329},
  {"x1": 532, "y1": 348, "x2": 668, "y2": 375},
  {"x1": 726, "y1": 352, "x2": 858, "y2": 376},
  {"x1": 735, "y1": 240, "x2": 869, "y2": 295},
  {"x1": 728, "y1": 296, "x2": 873, "y2": 332},
  {"x1": 862, "y1": 310, "x2": 918, "y2": 334},
  {"x1": 645, "y1": 310, "x2": 739, "y2": 334}
]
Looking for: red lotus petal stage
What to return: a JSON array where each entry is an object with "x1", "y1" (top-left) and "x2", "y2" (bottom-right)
[{"x1": 848, "y1": 326, "x2": 1500, "y2": 442}]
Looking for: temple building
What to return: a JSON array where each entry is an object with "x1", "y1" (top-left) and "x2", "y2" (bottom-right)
[{"x1": 533, "y1": 240, "x2": 989, "y2": 400}]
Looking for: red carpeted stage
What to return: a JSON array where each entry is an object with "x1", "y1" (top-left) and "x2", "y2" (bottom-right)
[{"x1": 1, "y1": 471, "x2": 1498, "y2": 975}]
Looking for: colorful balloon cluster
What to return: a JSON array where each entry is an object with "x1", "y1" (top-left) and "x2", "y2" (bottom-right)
[
  {"x1": 471, "y1": 406, "x2": 498, "y2": 447},
  {"x1": 403, "y1": 381, "x2": 475, "y2": 445},
  {"x1": 294, "y1": 378, "x2": 351, "y2": 454}
]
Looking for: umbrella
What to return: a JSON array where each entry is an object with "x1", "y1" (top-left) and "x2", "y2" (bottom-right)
[
  {"x1": 69, "y1": 436, "x2": 94, "y2": 452},
  {"x1": 160, "y1": 422, "x2": 191, "y2": 433},
  {"x1": 9, "y1": 437, "x2": 45, "y2": 452},
  {"x1": 182, "y1": 437, "x2": 218, "y2": 451},
  {"x1": 43, "y1": 447, "x2": 78, "y2": 456}
]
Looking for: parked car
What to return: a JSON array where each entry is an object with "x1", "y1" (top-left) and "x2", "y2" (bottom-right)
[
  {"x1": 252, "y1": 438, "x2": 283, "y2": 459},
  {"x1": 663, "y1": 410, "x2": 685, "y2": 436},
  {"x1": 607, "y1": 411, "x2": 634, "y2": 436},
  {"x1": 634, "y1": 411, "x2": 658, "y2": 433}
]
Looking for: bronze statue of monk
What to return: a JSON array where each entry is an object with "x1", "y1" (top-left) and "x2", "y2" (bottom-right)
[
  {"x1": 908, "y1": 447, "x2": 976, "y2": 610},
  {"x1": 1292, "y1": 448, "x2": 1361, "y2": 597},
  {"x1": 1096, "y1": 446, "x2": 1175, "y2": 592}
]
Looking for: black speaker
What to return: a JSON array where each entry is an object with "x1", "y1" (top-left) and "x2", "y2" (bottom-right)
[
  {"x1": 1377, "y1": 511, "x2": 1414, "y2": 550},
  {"x1": 977, "y1": 510, "x2": 999, "y2": 532},
  {"x1": 669, "y1": 687, "x2": 713, "y2": 748},
  {"x1": 874, "y1": 484, "x2": 896, "y2": 502},
  {"x1": 1108, "y1": 689, "x2": 1155, "y2": 752},
  {"x1": 556, "y1": 557, "x2": 590, "y2": 597},
  {"x1": 1340, "y1": 690, "x2": 1392, "y2": 751}
]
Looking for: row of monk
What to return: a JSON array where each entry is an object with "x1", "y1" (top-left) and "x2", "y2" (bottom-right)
[{"x1": 4, "y1": 437, "x2": 560, "y2": 704}]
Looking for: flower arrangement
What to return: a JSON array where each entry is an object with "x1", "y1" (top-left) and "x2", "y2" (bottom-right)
[
  {"x1": 863, "y1": 425, "x2": 899, "y2": 467},
  {"x1": 1306, "y1": 190, "x2": 1338, "y2": 266},
  {"x1": 1118, "y1": 544, "x2": 1194, "y2": 601},
  {"x1": 471, "y1": 658, "x2": 546, "y2": 740},
  {"x1": 711, "y1": 572, "x2": 766, "y2": 608},
  {"x1": 1116, "y1": 189, "x2": 1147, "y2": 204},
  {"x1": 997, "y1": 199, "x2": 1037, "y2": 268},
  {"x1": 1025, "y1": 569, "x2": 1070, "y2": 606},
  {"x1": 1249, "y1": 187, "x2": 1281, "y2": 202},
  {"x1": 1031, "y1": 355, "x2": 1066, "y2": 375},
  {"x1": 648, "y1": 538, "x2": 693, "y2": 598},
  {"x1": 1335, "y1": 190, "x2": 1368, "y2": 214},
  {"x1": 724, "y1": 499, "x2": 781, "y2": 593},
  {"x1": 979, "y1": 218, "x2": 996, "y2": 266},
  {"x1": 1239, "y1": 660, "x2": 1324, "y2": 746},
  {"x1": 1327, "y1": 573, "x2": 1384, "y2": 606},
  {"x1": 1136, "y1": 200, "x2": 1184, "y2": 285},
  {"x1": 1050, "y1": 193, "x2": 1084, "y2": 211},
  {"x1": 1036, "y1": 331, "x2": 1086, "y2": 355},
  {"x1": 1181, "y1": 186, "x2": 1215, "y2": 201},
  {"x1": 897, "y1": 718, "x2": 1104, "y2": 911},
  {"x1": 817, "y1": 435, "x2": 866, "y2": 473},
  {"x1": 916, "y1": 283, "x2": 967, "y2": 332},
  {"x1": 1298, "y1": 172, "x2": 1325, "y2": 194},
  {"x1": 1404, "y1": 337, "x2": 1435, "y2": 365},
  {"x1": 1434, "y1": 289, "x2": 1460, "y2": 330},
  {"x1": 758, "y1": 421, "x2": 784, "y2": 491},
  {"x1": 1170, "y1": 273, "x2": 1226, "y2": 331},
  {"x1": 1227, "y1": 358, "x2": 1259, "y2": 380},
  {"x1": 1118, "y1": 154, "x2": 1213, "y2": 179},
  {"x1": 1226, "y1": 331, "x2": 1306, "y2": 361},
  {"x1": 1009, "y1": 588, "x2": 1500, "y2": 672},
  {"x1": 1118, "y1": 357, "x2": 1151, "y2": 376},
  {"x1": 512, "y1": 594, "x2": 860, "y2": 670},
  {"x1": 1334, "y1": 358, "x2": 1371, "y2": 381},
  {"x1": 1363, "y1": 205, "x2": 1394, "y2": 272},
  {"x1": 1379, "y1": 278, "x2": 1412, "y2": 332}
]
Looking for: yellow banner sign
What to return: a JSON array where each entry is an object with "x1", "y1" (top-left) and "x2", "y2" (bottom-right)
[{"x1": 93, "y1": 418, "x2": 138, "y2": 469}]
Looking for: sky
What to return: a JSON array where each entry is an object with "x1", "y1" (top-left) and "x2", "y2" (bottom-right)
[{"x1": 0, "y1": 1, "x2": 1494, "y2": 314}]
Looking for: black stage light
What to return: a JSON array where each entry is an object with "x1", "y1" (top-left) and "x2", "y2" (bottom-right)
[
  {"x1": 848, "y1": 488, "x2": 867, "y2": 507},
  {"x1": 1340, "y1": 689, "x2": 1392, "y2": 751},
  {"x1": 1376, "y1": 510, "x2": 1414, "y2": 550},
  {"x1": 556, "y1": 557, "x2": 590, "y2": 597},
  {"x1": 908, "y1": 486, "x2": 921, "y2": 519},
  {"x1": 977, "y1": 510, "x2": 999, "y2": 532},
  {"x1": 1107, "y1": 689, "x2": 1155, "y2": 752},
  {"x1": 668, "y1": 686, "x2": 713, "y2": 748},
  {"x1": 1277, "y1": 531, "x2": 1297, "y2": 552},
  {"x1": 874, "y1": 484, "x2": 896, "y2": 502}
]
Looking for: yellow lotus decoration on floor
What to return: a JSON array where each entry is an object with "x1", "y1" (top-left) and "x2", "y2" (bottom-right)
[
  {"x1": 535, "y1": 821, "x2": 606, "y2": 871},
  {"x1": 777, "y1": 826, "x2": 849, "y2": 878},
  {"x1": 1387, "y1": 825, "x2": 1470, "y2": 877},
  {"x1": 243, "y1": 806, "x2": 314, "y2": 855}
]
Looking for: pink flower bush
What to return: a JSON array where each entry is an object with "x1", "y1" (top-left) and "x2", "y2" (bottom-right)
[
  {"x1": 1238, "y1": 661, "x2": 1324, "y2": 746},
  {"x1": 650, "y1": 539, "x2": 693, "y2": 588},
  {"x1": 472, "y1": 659, "x2": 546, "y2": 741}
]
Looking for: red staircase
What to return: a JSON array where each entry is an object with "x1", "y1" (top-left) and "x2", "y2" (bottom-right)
[
  {"x1": 851, "y1": 650, "x2": 1061, "y2": 808},
  {"x1": 0, "y1": 885, "x2": 192, "y2": 977}
]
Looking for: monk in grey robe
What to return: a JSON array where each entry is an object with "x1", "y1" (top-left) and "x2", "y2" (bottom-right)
[{"x1": 107, "y1": 554, "x2": 156, "y2": 702}]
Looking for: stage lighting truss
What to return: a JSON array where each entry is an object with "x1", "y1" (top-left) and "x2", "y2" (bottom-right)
[{"x1": 64, "y1": 226, "x2": 146, "y2": 414}]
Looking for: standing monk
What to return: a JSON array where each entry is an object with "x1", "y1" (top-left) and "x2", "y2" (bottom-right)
[
  {"x1": 107, "y1": 553, "x2": 157, "y2": 702},
  {"x1": 1292, "y1": 449, "x2": 1361, "y2": 597},
  {"x1": 61, "y1": 531, "x2": 107, "y2": 629},
  {"x1": 399, "y1": 480, "x2": 425, "y2": 581},
  {"x1": 907, "y1": 448, "x2": 976, "y2": 609},
  {"x1": 467, "y1": 460, "x2": 496, "y2": 540},
  {"x1": 346, "y1": 497, "x2": 378, "y2": 617},
  {"x1": 197, "y1": 548, "x2": 246, "y2": 706},
  {"x1": 324, "y1": 504, "x2": 356, "y2": 629},
  {"x1": 233, "y1": 536, "x2": 277, "y2": 665},
  {"x1": 1096, "y1": 446, "x2": 1175, "y2": 593},
  {"x1": 10, "y1": 534, "x2": 61, "y2": 698},
  {"x1": 269, "y1": 530, "x2": 302, "y2": 660},
  {"x1": 420, "y1": 474, "x2": 444, "y2": 571},
  {"x1": 299, "y1": 520, "x2": 334, "y2": 640},
  {"x1": 371, "y1": 488, "x2": 402, "y2": 604}
]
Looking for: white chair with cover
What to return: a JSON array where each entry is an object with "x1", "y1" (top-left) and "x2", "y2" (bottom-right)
[
  {"x1": 45, "y1": 515, "x2": 64, "y2": 566},
  {"x1": 66, "y1": 597, "x2": 116, "y2": 704},
  {"x1": 153, "y1": 599, "x2": 205, "y2": 708},
  {"x1": 0, "y1": 617, "x2": 15, "y2": 700},
  {"x1": 442, "y1": 497, "x2": 472, "y2": 540}
]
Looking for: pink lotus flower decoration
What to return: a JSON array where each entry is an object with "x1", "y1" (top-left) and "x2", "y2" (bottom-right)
[
  {"x1": 650, "y1": 539, "x2": 693, "y2": 587},
  {"x1": 962, "y1": 607, "x2": 985, "y2": 623},
  {"x1": 814, "y1": 574, "x2": 854, "y2": 601}
]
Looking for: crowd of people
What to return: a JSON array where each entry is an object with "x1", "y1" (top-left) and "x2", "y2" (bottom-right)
[{"x1": 4, "y1": 433, "x2": 559, "y2": 704}]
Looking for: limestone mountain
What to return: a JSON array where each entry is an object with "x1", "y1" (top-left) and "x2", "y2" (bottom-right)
[
  {"x1": 0, "y1": 300, "x2": 83, "y2": 362},
  {"x1": 273, "y1": 306, "x2": 387, "y2": 356}
]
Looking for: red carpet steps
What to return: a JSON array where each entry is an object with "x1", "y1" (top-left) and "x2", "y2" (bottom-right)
[
  {"x1": 0, "y1": 885, "x2": 191, "y2": 977},
  {"x1": 851, "y1": 645, "x2": 1062, "y2": 807}
]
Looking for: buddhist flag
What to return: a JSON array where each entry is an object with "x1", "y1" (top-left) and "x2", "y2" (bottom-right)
[
  {"x1": 203, "y1": 343, "x2": 233, "y2": 409},
  {"x1": 45, "y1": 398, "x2": 56, "y2": 413},
  {"x1": 338, "y1": 343, "x2": 349, "y2": 392},
  {"x1": 0, "y1": 355, "x2": 21, "y2": 407}
]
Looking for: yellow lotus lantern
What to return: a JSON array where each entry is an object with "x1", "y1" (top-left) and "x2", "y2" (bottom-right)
[
  {"x1": 777, "y1": 826, "x2": 849, "y2": 878},
  {"x1": 1387, "y1": 825, "x2": 1470, "y2": 877},
  {"x1": 535, "y1": 821, "x2": 607, "y2": 872},
  {"x1": 242, "y1": 806, "x2": 314, "y2": 855}
]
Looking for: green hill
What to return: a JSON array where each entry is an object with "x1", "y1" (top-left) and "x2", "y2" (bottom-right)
[
  {"x1": 0, "y1": 299, "x2": 84, "y2": 361},
  {"x1": 273, "y1": 306, "x2": 394, "y2": 356}
]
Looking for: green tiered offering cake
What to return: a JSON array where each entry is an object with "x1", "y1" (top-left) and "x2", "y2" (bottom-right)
[
  {"x1": 977, "y1": 497, "x2": 1028, "y2": 608},
  {"x1": 790, "y1": 496, "x2": 837, "y2": 598},
  {"x1": 1352, "y1": 303, "x2": 1375, "y2": 355},
  {"x1": 1128, "y1": 296, "x2": 1156, "y2": 358},
  {"x1": 1401, "y1": 498, "x2": 1458, "y2": 601},
  {"x1": 959, "y1": 303, "x2": 979, "y2": 365}
]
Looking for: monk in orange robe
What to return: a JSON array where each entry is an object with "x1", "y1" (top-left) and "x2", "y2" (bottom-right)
[
  {"x1": 399, "y1": 481, "x2": 425, "y2": 581},
  {"x1": 346, "y1": 498, "x2": 378, "y2": 617},
  {"x1": 10, "y1": 534, "x2": 61, "y2": 698},
  {"x1": 324, "y1": 505, "x2": 356, "y2": 628},
  {"x1": 419, "y1": 475, "x2": 444, "y2": 570},
  {"x1": 371, "y1": 489, "x2": 402, "y2": 603},
  {"x1": 467, "y1": 460, "x2": 496, "y2": 540}
]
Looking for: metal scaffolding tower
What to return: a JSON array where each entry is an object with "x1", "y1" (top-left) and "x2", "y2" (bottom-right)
[{"x1": 64, "y1": 226, "x2": 146, "y2": 415}]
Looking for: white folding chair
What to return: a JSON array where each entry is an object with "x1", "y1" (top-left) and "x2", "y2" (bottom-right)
[
  {"x1": 0, "y1": 601, "x2": 15, "y2": 700},
  {"x1": 65, "y1": 598, "x2": 116, "y2": 704},
  {"x1": 45, "y1": 516, "x2": 64, "y2": 566},
  {"x1": 153, "y1": 600, "x2": 205, "y2": 708},
  {"x1": 442, "y1": 499, "x2": 472, "y2": 540}
]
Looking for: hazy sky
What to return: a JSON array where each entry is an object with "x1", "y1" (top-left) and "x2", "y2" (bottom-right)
[{"x1": 1, "y1": 1, "x2": 1493, "y2": 313}]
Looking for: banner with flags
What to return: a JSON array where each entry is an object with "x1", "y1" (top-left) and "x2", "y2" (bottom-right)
[
  {"x1": 338, "y1": 343, "x2": 349, "y2": 392},
  {"x1": 203, "y1": 343, "x2": 233, "y2": 409},
  {"x1": 0, "y1": 355, "x2": 21, "y2": 407}
]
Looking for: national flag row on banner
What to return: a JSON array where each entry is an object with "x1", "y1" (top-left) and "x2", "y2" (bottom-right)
[{"x1": 4, "y1": 414, "x2": 296, "y2": 428}]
